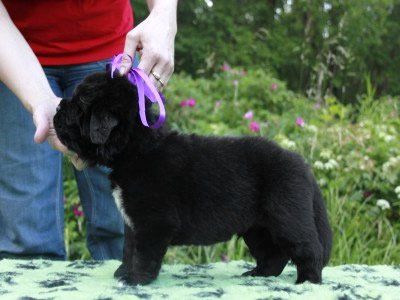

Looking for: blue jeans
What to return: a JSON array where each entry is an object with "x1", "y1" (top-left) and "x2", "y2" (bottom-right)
[{"x1": 0, "y1": 57, "x2": 137, "y2": 260}]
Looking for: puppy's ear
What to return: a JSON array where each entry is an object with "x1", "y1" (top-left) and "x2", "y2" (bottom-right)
[{"x1": 89, "y1": 109, "x2": 118, "y2": 144}]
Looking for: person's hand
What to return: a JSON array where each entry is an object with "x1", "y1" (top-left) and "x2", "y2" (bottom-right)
[
  {"x1": 32, "y1": 98, "x2": 87, "y2": 170},
  {"x1": 120, "y1": 5, "x2": 177, "y2": 91}
]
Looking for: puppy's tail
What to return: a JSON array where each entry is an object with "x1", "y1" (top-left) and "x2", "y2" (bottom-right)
[{"x1": 312, "y1": 179, "x2": 333, "y2": 266}]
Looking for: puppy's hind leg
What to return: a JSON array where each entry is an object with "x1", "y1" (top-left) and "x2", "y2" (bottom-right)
[
  {"x1": 242, "y1": 227, "x2": 289, "y2": 277},
  {"x1": 266, "y1": 209, "x2": 324, "y2": 284},
  {"x1": 289, "y1": 237, "x2": 324, "y2": 284}
]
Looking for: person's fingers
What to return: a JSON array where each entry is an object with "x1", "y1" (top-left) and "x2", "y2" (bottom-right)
[
  {"x1": 137, "y1": 50, "x2": 155, "y2": 76},
  {"x1": 60, "y1": 147, "x2": 87, "y2": 171},
  {"x1": 33, "y1": 117, "x2": 49, "y2": 144},
  {"x1": 48, "y1": 135, "x2": 69, "y2": 153},
  {"x1": 120, "y1": 30, "x2": 140, "y2": 75},
  {"x1": 139, "y1": 48, "x2": 173, "y2": 75},
  {"x1": 149, "y1": 68, "x2": 164, "y2": 91},
  {"x1": 148, "y1": 59, "x2": 174, "y2": 92},
  {"x1": 31, "y1": 98, "x2": 88, "y2": 170},
  {"x1": 70, "y1": 154, "x2": 87, "y2": 171}
]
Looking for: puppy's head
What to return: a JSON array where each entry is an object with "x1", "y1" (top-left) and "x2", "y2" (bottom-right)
[{"x1": 54, "y1": 72, "x2": 138, "y2": 167}]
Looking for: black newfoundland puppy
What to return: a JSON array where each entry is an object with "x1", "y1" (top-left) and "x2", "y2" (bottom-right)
[{"x1": 53, "y1": 71, "x2": 333, "y2": 286}]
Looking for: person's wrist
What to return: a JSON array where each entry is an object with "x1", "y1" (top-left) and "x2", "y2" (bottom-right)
[{"x1": 29, "y1": 93, "x2": 59, "y2": 115}]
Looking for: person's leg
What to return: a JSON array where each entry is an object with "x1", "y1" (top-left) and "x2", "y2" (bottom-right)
[
  {"x1": 61, "y1": 57, "x2": 140, "y2": 260},
  {"x1": 0, "y1": 74, "x2": 65, "y2": 259}
]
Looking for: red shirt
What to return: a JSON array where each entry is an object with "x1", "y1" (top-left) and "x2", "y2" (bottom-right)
[{"x1": 3, "y1": 0, "x2": 134, "y2": 65}]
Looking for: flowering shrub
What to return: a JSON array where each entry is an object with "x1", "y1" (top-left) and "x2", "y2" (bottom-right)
[
  {"x1": 63, "y1": 162, "x2": 90, "y2": 260},
  {"x1": 296, "y1": 117, "x2": 305, "y2": 127},
  {"x1": 249, "y1": 121, "x2": 260, "y2": 132},
  {"x1": 63, "y1": 65, "x2": 400, "y2": 265},
  {"x1": 243, "y1": 111, "x2": 253, "y2": 119},
  {"x1": 180, "y1": 98, "x2": 196, "y2": 107},
  {"x1": 163, "y1": 66, "x2": 400, "y2": 266}
]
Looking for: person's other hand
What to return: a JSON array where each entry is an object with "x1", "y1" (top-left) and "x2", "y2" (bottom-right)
[
  {"x1": 120, "y1": 5, "x2": 177, "y2": 91},
  {"x1": 32, "y1": 98, "x2": 87, "y2": 170}
]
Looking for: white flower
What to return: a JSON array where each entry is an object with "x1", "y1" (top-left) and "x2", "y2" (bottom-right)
[
  {"x1": 395, "y1": 186, "x2": 400, "y2": 195},
  {"x1": 304, "y1": 124, "x2": 318, "y2": 133},
  {"x1": 324, "y1": 159, "x2": 339, "y2": 170},
  {"x1": 377, "y1": 124, "x2": 387, "y2": 131},
  {"x1": 384, "y1": 135, "x2": 394, "y2": 142},
  {"x1": 382, "y1": 156, "x2": 400, "y2": 174},
  {"x1": 376, "y1": 199, "x2": 391, "y2": 210},
  {"x1": 281, "y1": 139, "x2": 296, "y2": 150},
  {"x1": 320, "y1": 150, "x2": 332, "y2": 159},
  {"x1": 314, "y1": 161, "x2": 324, "y2": 170},
  {"x1": 318, "y1": 178, "x2": 327, "y2": 186}
]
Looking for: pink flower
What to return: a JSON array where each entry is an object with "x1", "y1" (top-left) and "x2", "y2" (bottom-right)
[
  {"x1": 249, "y1": 121, "x2": 260, "y2": 132},
  {"x1": 221, "y1": 254, "x2": 229, "y2": 263},
  {"x1": 364, "y1": 191, "x2": 373, "y2": 198},
  {"x1": 180, "y1": 98, "x2": 196, "y2": 107},
  {"x1": 187, "y1": 99, "x2": 196, "y2": 107},
  {"x1": 215, "y1": 100, "x2": 221, "y2": 108},
  {"x1": 240, "y1": 69, "x2": 246, "y2": 75},
  {"x1": 233, "y1": 80, "x2": 239, "y2": 86},
  {"x1": 315, "y1": 102, "x2": 321, "y2": 109},
  {"x1": 271, "y1": 83, "x2": 278, "y2": 90},
  {"x1": 244, "y1": 111, "x2": 253, "y2": 119},
  {"x1": 296, "y1": 117, "x2": 305, "y2": 127},
  {"x1": 73, "y1": 202, "x2": 84, "y2": 217},
  {"x1": 222, "y1": 63, "x2": 230, "y2": 71}
]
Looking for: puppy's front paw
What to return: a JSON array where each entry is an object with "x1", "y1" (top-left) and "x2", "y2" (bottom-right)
[
  {"x1": 295, "y1": 272, "x2": 321, "y2": 284},
  {"x1": 118, "y1": 272, "x2": 155, "y2": 286},
  {"x1": 242, "y1": 268, "x2": 263, "y2": 277},
  {"x1": 242, "y1": 266, "x2": 283, "y2": 278},
  {"x1": 114, "y1": 263, "x2": 129, "y2": 279}
]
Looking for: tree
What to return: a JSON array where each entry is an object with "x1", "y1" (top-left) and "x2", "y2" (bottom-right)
[{"x1": 133, "y1": 0, "x2": 400, "y2": 102}]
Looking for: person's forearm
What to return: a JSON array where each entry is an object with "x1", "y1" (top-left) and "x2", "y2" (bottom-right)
[
  {"x1": 146, "y1": 0, "x2": 178, "y2": 49},
  {"x1": 0, "y1": 1, "x2": 55, "y2": 113},
  {"x1": 147, "y1": 0, "x2": 178, "y2": 26}
]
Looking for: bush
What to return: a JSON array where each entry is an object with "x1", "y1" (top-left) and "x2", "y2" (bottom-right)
[
  {"x1": 63, "y1": 161, "x2": 90, "y2": 260},
  {"x1": 64, "y1": 66, "x2": 400, "y2": 265},
  {"x1": 163, "y1": 67, "x2": 400, "y2": 265}
]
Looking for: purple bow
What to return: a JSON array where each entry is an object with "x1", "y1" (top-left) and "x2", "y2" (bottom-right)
[{"x1": 109, "y1": 53, "x2": 166, "y2": 129}]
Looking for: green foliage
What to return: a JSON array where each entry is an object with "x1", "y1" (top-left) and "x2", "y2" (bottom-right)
[
  {"x1": 63, "y1": 160, "x2": 90, "y2": 260},
  {"x1": 165, "y1": 67, "x2": 297, "y2": 137},
  {"x1": 162, "y1": 67, "x2": 400, "y2": 265},
  {"x1": 158, "y1": 0, "x2": 400, "y2": 103},
  {"x1": 63, "y1": 67, "x2": 400, "y2": 266}
]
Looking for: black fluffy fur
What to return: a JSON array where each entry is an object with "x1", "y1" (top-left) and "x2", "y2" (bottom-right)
[{"x1": 54, "y1": 71, "x2": 333, "y2": 285}]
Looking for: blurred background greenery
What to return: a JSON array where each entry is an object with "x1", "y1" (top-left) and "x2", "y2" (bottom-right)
[{"x1": 63, "y1": 0, "x2": 400, "y2": 265}]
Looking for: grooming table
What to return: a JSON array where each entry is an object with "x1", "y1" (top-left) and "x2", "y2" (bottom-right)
[{"x1": 0, "y1": 259, "x2": 399, "y2": 299}]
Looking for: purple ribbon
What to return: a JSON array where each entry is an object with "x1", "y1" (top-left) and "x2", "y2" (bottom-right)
[{"x1": 109, "y1": 53, "x2": 166, "y2": 128}]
